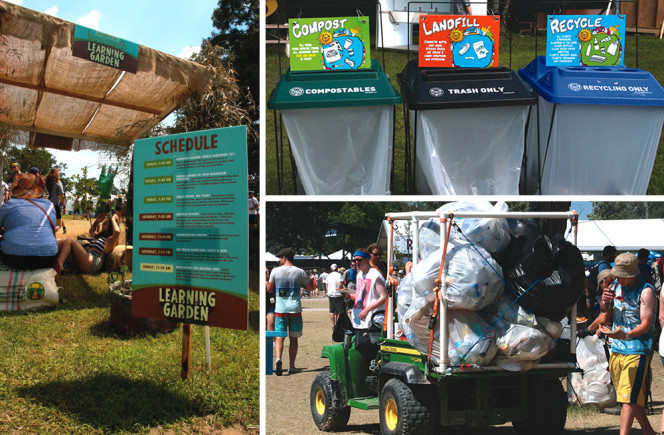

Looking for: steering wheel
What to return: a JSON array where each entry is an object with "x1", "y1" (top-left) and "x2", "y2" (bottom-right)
[{"x1": 370, "y1": 310, "x2": 386, "y2": 331}]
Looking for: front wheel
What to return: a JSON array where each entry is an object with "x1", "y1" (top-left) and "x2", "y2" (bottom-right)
[
  {"x1": 310, "y1": 370, "x2": 351, "y2": 431},
  {"x1": 379, "y1": 378, "x2": 435, "y2": 435},
  {"x1": 512, "y1": 378, "x2": 567, "y2": 435}
]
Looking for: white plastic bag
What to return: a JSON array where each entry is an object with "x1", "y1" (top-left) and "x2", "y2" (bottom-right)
[
  {"x1": 408, "y1": 244, "x2": 503, "y2": 312},
  {"x1": 568, "y1": 335, "x2": 616, "y2": 409},
  {"x1": 401, "y1": 307, "x2": 497, "y2": 366},
  {"x1": 444, "y1": 244, "x2": 503, "y2": 311},
  {"x1": 419, "y1": 219, "x2": 441, "y2": 260},
  {"x1": 438, "y1": 201, "x2": 511, "y2": 255}
]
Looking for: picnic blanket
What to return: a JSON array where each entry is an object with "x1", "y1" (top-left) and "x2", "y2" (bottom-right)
[{"x1": 0, "y1": 264, "x2": 58, "y2": 312}]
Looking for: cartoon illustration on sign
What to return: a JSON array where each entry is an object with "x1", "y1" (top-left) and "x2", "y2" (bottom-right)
[
  {"x1": 289, "y1": 17, "x2": 371, "y2": 72},
  {"x1": 450, "y1": 26, "x2": 495, "y2": 68},
  {"x1": 546, "y1": 15, "x2": 624, "y2": 67},
  {"x1": 320, "y1": 27, "x2": 366, "y2": 70},
  {"x1": 578, "y1": 25, "x2": 622, "y2": 66}
]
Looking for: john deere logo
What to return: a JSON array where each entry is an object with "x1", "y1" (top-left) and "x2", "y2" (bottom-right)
[
  {"x1": 26, "y1": 282, "x2": 45, "y2": 300},
  {"x1": 289, "y1": 87, "x2": 305, "y2": 97},
  {"x1": 429, "y1": 87, "x2": 444, "y2": 97}
]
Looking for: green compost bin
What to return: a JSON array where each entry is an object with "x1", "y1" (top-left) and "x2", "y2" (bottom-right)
[{"x1": 268, "y1": 60, "x2": 401, "y2": 195}]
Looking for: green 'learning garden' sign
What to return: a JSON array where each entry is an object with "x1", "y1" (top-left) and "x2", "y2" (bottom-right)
[{"x1": 73, "y1": 25, "x2": 139, "y2": 73}]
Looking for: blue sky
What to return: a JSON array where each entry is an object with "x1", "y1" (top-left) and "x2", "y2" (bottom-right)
[
  {"x1": 570, "y1": 201, "x2": 592, "y2": 219},
  {"x1": 7, "y1": 0, "x2": 219, "y2": 184}
]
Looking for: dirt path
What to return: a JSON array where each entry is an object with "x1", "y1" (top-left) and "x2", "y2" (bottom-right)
[
  {"x1": 56, "y1": 215, "x2": 127, "y2": 243},
  {"x1": 266, "y1": 297, "x2": 664, "y2": 434}
]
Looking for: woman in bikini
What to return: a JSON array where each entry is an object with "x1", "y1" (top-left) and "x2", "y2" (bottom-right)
[{"x1": 56, "y1": 211, "x2": 120, "y2": 274}]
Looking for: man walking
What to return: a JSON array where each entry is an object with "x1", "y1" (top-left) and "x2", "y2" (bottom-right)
[
  {"x1": 601, "y1": 253, "x2": 656, "y2": 435},
  {"x1": 326, "y1": 264, "x2": 344, "y2": 327},
  {"x1": 267, "y1": 248, "x2": 313, "y2": 376}
]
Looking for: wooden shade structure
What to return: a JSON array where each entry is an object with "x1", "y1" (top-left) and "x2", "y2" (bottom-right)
[{"x1": 0, "y1": 0, "x2": 215, "y2": 151}]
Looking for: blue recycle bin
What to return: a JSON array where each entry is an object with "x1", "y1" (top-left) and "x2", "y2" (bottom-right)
[{"x1": 519, "y1": 56, "x2": 664, "y2": 195}]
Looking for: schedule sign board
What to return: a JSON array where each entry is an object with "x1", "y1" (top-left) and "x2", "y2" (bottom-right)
[{"x1": 132, "y1": 126, "x2": 248, "y2": 330}]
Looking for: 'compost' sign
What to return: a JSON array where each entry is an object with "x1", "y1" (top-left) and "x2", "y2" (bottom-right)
[
  {"x1": 288, "y1": 16, "x2": 371, "y2": 72},
  {"x1": 132, "y1": 126, "x2": 248, "y2": 330}
]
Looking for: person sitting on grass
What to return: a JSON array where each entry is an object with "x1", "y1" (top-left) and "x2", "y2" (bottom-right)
[
  {"x1": 0, "y1": 173, "x2": 58, "y2": 270},
  {"x1": 56, "y1": 212, "x2": 120, "y2": 274}
]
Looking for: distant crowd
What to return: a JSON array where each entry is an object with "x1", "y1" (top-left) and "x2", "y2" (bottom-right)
[{"x1": 0, "y1": 162, "x2": 123, "y2": 275}]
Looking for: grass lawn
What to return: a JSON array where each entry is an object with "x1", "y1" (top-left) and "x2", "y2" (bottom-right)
[
  {"x1": 0, "y1": 218, "x2": 259, "y2": 434},
  {"x1": 265, "y1": 31, "x2": 664, "y2": 195}
]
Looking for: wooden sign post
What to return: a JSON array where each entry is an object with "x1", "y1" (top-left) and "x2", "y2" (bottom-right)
[{"x1": 181, "y1": 324, "x2": 193, "y2": 380}]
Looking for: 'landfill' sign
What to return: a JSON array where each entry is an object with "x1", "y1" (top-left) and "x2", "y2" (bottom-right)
[{"x1": 419, "y1": 15, "x2": 500, "y2": 68}]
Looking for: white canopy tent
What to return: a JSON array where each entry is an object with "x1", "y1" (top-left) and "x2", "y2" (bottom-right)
[
  {"x1": 327, "y1": 249, "x2": 351, "y2": 260},
  {"x1": 567, "y1": 219, "x2": 664, "y2": 252}
]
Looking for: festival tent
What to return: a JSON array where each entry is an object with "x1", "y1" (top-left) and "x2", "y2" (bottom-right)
[
  {"x1": 0, "y1": 0, "x2": 214, "y2": 151},
  {"x1": 327, "y1": 249, "x2": 352, "y2": 260},
  {"x1": 567, "y1": 219, "x2": 664, "y2": 252}
]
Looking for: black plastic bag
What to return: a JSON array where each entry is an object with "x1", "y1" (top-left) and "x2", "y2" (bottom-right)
[
  {"x1": 332, "y1": 310, "x2": 353, "y2": 343},
  {"x1": 505, "y1": 236, "x2": 585, "y2": 322}
]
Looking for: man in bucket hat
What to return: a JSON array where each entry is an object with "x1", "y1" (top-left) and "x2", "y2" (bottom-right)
[{"x1": 600, "y1": 253, "x2": 656, "y2": 434}]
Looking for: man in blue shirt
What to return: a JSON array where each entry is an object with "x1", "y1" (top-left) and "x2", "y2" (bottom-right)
[{"x1": 601, "y1": 253, "x2": 656, "y2": 435}]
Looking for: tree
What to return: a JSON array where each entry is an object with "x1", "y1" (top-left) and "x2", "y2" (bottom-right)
[
  {"x1": 589, "y1": 202, "x2": 664, "y2": 220},
  {"x1": 209, "y1": 0, "x2": 258, "y2": 194},
  {"x1": 210, "y1": 0, "x2": 259, "y2": 112},
  {"x1": 69, "y1": 166, "x2": 98, "y2": 216},
  {"x1": 169, "y1": 41, "x2": 258, "y2": 193},
  {"x1": 4, "y1": 145, "x2": 67, "y2": 185}
]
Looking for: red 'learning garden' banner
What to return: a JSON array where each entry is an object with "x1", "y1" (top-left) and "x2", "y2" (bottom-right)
[{"x1": 419, "y1": 15, "x2": 500, "y2": 68}]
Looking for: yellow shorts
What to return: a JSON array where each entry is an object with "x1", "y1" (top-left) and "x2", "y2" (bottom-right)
[{"x1": 609, "y1": 353, "x2": 651, "y2": 406}]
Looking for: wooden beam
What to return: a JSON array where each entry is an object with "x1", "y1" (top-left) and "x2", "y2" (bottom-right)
[{"x1": 0, "y1": 76, "x2": 163, "y2": 115}]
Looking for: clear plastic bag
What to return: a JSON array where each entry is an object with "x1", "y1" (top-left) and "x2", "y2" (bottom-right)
[
  {"x1": 419, "y1": 219, "x2": 441, "y2": 260},
  {"x1": 438, "y1": 201, "x2": 511, "y2": 255},
  {"x1": 568, "y1": 335, "x2": 616, "y2": 409},
  {"x1": 402, "y1": 308, "x2": 497, "y2": 366},
  {"x1": 444, "y1": 244, "x2": 504, "y2": 311}
]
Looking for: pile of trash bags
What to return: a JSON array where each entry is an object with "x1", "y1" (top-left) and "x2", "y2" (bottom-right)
[{"x1": 397, "y1": 201, "x2": 585, "y2": 371}]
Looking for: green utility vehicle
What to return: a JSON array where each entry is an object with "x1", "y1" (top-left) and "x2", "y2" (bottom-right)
[{"x1": 310, "y1": 209, "x2": 581, "y2": 435}]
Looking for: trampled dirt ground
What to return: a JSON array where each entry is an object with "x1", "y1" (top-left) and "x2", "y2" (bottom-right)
[
  {"x1": 266, "y1": 297, "x2": 664, "y2": 435},
  {"x1": 55, "y1": 214, "x2": 127, "y2": 243}
]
